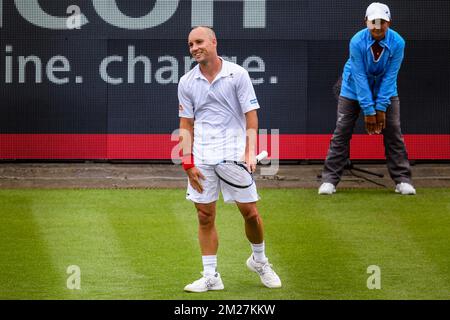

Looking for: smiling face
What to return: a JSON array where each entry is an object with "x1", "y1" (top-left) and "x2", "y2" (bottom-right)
[
  {"x1": 188, "y1": 27, "x2": 218, "y2": 65},
  {"x1": 366, "y1": 18, "x2": 390, "y2": 41}
]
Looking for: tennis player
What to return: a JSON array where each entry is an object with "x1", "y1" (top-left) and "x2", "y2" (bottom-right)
[
  {"x1": 319, "y1": 2, "x2": 416, "y2": 195},
  {"x1": 178, "y1": 26, "x2": 281, "y2": 292}
]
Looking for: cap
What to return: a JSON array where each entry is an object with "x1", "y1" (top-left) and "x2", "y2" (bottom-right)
[{"x1": 365, "y1": 2, "x2": 391, "y2": 22}]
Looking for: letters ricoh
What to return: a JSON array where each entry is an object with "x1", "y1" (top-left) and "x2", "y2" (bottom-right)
[
  {"x1": 0, "y1": 0, "x2": 266, "y2": 29},
  {"x1": 0, "y1": 1, "x2": 269, "y2": 85}
]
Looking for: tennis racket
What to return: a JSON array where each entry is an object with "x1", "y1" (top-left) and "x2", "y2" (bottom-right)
[{"x1": 214, "y1": 151, "x2": 268, "y2": 188}]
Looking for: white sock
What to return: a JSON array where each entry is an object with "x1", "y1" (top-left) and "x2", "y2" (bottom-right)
[
  {"x1": 202, "y1": 255, "x2": 217, "y2": 276},
  {"x1": 251, "y1": 242, "x2": 267, "y2": 263}
]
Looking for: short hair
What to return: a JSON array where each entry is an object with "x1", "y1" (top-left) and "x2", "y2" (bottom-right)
[{"x1": 191, "y1": 26, "x2": 216, "y2": 40}]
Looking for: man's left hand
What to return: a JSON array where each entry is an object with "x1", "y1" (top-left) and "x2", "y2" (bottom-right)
[
  {"x1": 375, "y1": 110, "x2": 386, "y2": 134},
  {"x1": 245, "y1": 153, "x2": 257, "y2": 173}
]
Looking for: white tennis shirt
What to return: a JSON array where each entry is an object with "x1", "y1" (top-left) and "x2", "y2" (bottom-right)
[{"x1": 178, "y1": 58, "x2": 260, "y2": 165}]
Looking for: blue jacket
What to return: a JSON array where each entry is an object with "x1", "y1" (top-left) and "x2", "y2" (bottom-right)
[{"x1": 340, "y1": 28, "x2": 405, "y2": 116}]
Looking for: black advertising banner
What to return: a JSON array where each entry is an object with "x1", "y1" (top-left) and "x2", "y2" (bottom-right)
[{"x1": 1, "y1": 0, "x2": 449, "y2": 159}]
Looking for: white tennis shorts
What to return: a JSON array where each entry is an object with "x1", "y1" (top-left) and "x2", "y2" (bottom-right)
[{"x1": 186, "y1": 164, "x2": 260, "y2": 204}]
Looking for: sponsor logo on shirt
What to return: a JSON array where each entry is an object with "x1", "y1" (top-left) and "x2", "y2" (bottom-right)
[{"x1": 250, "y1": 98, "x2": 258, "y2": 105}]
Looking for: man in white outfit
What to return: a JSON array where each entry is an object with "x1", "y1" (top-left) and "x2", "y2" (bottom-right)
[{"x1": 178, "y1": 26, "x2": 281, "y2": 292}]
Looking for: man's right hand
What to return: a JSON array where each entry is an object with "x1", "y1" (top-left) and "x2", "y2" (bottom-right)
[
  {"x1": 364, "y1": 115, "x2": 377, "y2": 135},
  {"x1": 186, "y1": 167, "x2": 205, "y2": 193}
]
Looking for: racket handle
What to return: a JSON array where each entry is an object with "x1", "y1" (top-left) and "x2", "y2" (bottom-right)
[{"x1": 256, "y1": 150, "x2": 268, "y2": 163}]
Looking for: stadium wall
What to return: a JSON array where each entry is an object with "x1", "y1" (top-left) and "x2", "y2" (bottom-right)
[{"x1": 1, "y1": 0, "x2": 449, "y2": 160}]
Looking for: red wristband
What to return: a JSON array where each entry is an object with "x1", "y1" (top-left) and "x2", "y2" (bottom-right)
[{"x1": 182, "y1": 154, "x2": 195, "y2": 171}]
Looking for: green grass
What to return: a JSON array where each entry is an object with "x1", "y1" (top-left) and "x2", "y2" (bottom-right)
[{"x1": 0, "y1": 188, "x2": 449, "y2": 300}]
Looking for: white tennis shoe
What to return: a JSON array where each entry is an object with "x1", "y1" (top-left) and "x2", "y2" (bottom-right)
[
  {"x1": 184, "y1": 272, "x2": 224, "y2": 293},
  {"x1": 395, "y1": 182, "x2": 416, "y2": 195},
  {"x1": 318, "y1": 182, "x2": 336, "y2": 195},
  {"x1": 246, "y1": 255, "x2": 282, "y2": 289}
]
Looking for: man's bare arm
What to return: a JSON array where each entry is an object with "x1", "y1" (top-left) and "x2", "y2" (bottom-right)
[
  {"x1": 245, "y1": 110, "x2": 258, "y2": 172},
  {"x1": 179, "y1": 117, "x2": 205, "y2": 193}
]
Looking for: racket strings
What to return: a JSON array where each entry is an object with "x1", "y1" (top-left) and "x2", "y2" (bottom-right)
[{"x1": 214, "y1": 162, "x2": 254, "y2": 188}]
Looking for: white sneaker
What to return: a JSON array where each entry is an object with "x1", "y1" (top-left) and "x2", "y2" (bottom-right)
[
  {"x1": 395, "y1": 182, "x2": 416, "y2": 195},
  {"x1": 318, "y1": 182, "x2": 336, "y2": 195},
  {"x1": 184, "y1": 272, "x2": 224, "y2": 293},
  {"x1": 246, "y1": 255, "x2": 282, "y2": 288}
]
